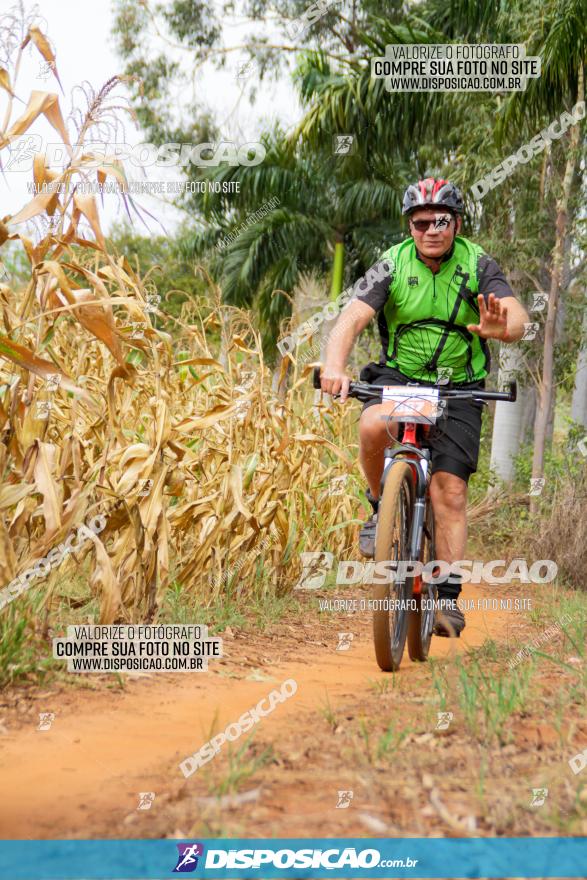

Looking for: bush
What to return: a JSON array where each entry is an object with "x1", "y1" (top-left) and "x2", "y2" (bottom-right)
[
  {"x1": 0, "y1": 600, "x2": 45, "y2": 688},
  {"x1": 523, "y1": 467, "x2": 587, "y2": 590}
]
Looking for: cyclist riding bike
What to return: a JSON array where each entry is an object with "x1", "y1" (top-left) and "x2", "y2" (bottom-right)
[{"x1": 320, "y1": 177, "x2": 529, "y2": 637}]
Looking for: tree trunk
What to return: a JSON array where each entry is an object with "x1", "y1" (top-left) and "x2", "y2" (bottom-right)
[
  {"x1": 544, "y1": 234, "x2": 571, "y2": 444},
  {"x1": 320, "y1": 238, "x2": 345, "y2": 364},
  {"x1": 571, "y1": 303, "x2": 587, "y2": 427},
  {"x1": 315, "y1": 235, "x2": 345, "y2": 414},
  {"x1": 521, "y1": 385, "x2": 537, "y2": 443},
  {"x1": 531, "y1": 85, "x2": 582, "y2": 488},
  {"x1": 545, "y1": 385, "x2": 556, "y2": 446},
  {"x1": 330, "y1": 239, "x2": 345, "y2": 302},
  {"x1": 490, "y1": 344, "x2": 526, "y2": 482}
]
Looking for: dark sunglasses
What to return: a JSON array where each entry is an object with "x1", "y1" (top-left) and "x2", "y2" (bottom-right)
[{"x1": 410, "y1": 216, "x2": 454, "y2": 232}]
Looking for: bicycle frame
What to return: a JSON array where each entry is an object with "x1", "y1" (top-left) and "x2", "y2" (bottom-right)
[{"x1": 382, "y1": 422, "x2": 431, "y2": 598}]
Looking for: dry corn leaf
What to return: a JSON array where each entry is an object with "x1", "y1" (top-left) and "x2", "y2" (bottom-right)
[
  {"x1": 32, "y1": 441, "x2": 62, "y2": 536},
  {"x1": 33, "y1": 152, "x2": 59, "y2": 189},
  {"x1": 139, "y1": 466, "x2": 168, "y2": 552},
  {"x1": 116, "y1": 457, "x2": 157, "y2": 497},
  {"x1": 172, "y1": 356, "x2": 224, "y2": 369},
  {"x1": 8, "y1": 189, "x2": 60, "y2": 226},
  {"x1": 69, "y1": 288, "x2": 124, "y2": 364},
  {"x1": 0, "y1": 334, "x2": 89, "y2": 398},
  {"x1": 228, "y1": 465, "x2": 254, "y2": 521},
  {"x1": 153, "y1": 399, "x2": 172, "y2": 450},
  {"x1": 273, "y1": 355, "x2": 290, "y2": 390},
  {"x1": 154, "y1": 508, "x2": 170, "y2": 606},
  {"x1": 40, "y1": 262, "x2": 125, "y2": 364},
  {"x1": 0, "y1": 219, "x2": 10, "y2": 247},
  {"x1": 22, "y1": 27, "x2": 62, "y2": 91},
  {"x1": 266, "y1": 504, "x2": 289, "y2": 553},
  {"x1": 61, "y1": 262, "x2": 110, "y2": 299},
  {"x1": 97, "y1": 264, "x2": 135, "y2": 287},
  {"x1": 0, "y1": 483, "x2": 35, "y2": 509},
  {"x1": 94, "y1": 160, "x2": 128, "y2": 191},
  {"x1": 0, "y1": 90, "x2": 71, "y2": 150},
  {"x1": 72, "y1": 193, "x2": 105, "y2": 250},
  {"x1": 291, "y1": 433, "x2": 353, "y2": 464},
  {"x1": 72, "y1": 236, "x2": 102, "y2": 251},
  {"x1": 175, "y1": 402, "x2": 239, "y2": 432},
  {"x1": 0, "y1": 68, "x2": 15, "y2": 97},
  {"x1": 83, "y1": 528, "x2": 123, "y2": 624},
  {"x1": 0, "y1": 518, "x2": 18, "y2": 584},
  {"x1": 231, "y1": 336, "x2": 257, "y2": 354}
]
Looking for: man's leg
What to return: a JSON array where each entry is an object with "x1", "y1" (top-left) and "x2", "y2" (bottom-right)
[
  {"x1": 358, "y1": 405, "x2": 398, "y2": 557},
  {"x1": 429, "y1": 469, "x2": 468, "y2": 636},
  {"x1": 429, "y1": 470, "x2": 468, "y2": 562},
  {"x1": 426, "y1": 390, "x2": 483, "y2": 636},
  {"x1": 359, "y1": 404, "x2": 398, "y2": 498}
]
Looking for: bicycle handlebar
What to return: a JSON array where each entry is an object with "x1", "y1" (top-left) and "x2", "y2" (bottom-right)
[{"x1": 312, "y1": 366, "x2": 517, "y2": 404}]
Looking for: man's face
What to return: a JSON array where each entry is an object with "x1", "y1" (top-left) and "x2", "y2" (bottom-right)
[{"x1": 409, "y1": 209, "x2": 460, "y2": 258}]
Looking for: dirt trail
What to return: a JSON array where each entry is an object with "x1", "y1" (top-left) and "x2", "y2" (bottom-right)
[{"x1": 0, "y1": 583, "x2": 524, "y2": 839}]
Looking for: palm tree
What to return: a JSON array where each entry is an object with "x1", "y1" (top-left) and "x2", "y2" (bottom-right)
[{"x1": 183, "y1": 120, "x2": 403, "y2": 354}]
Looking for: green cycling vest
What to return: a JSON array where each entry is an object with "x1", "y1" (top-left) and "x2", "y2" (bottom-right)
[{"x1": 379, "y1": 235, "x2": 489, "y2": 384}]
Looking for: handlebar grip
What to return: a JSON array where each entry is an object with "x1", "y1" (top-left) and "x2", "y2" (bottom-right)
[
  {"x1": 508, "y1": 381, "x2": 517, "y2": 402},
  {"x1": 313, "y1": 367, "x2": 322, "y2": 390}
]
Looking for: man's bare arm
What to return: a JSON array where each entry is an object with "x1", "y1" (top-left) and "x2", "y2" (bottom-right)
[
  {"x1": 321, "y1": 300, "x2": 376, "y2": 400},
  {"x1": 500, "y1": 296, "x2": 530, "y2": 342}
]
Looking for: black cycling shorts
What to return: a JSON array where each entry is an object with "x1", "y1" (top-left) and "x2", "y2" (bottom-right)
[{"x1": 359, "y1": 362, "x2": 485, "y2": 484}]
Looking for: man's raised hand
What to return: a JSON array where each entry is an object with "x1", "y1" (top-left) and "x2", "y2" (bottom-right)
[{"x1": 467, "y1": 293, "x2": 511, "y2": 341}]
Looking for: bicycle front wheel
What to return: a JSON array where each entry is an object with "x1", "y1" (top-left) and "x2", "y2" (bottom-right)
[{"x1": 372, "y1": 460, "x2": 414, "y2": 672}]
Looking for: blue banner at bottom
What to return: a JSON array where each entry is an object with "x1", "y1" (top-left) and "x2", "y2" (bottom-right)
[{"x1": 0, "y1": 837, "x2": 585, "y2": 879}]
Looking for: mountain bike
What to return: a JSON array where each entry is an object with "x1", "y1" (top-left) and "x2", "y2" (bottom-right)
[{"x1": 313, "y1": 367, "x2": 517, "y2": 671}]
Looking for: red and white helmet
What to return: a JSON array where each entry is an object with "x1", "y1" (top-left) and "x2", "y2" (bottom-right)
[{"x1": 402, "y1": 178, "x2": 464, "y2": 215}]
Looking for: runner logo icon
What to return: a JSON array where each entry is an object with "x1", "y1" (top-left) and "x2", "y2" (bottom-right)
[{"x1": 173, "y1": 843, "x2": 205, "y2": 872}]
